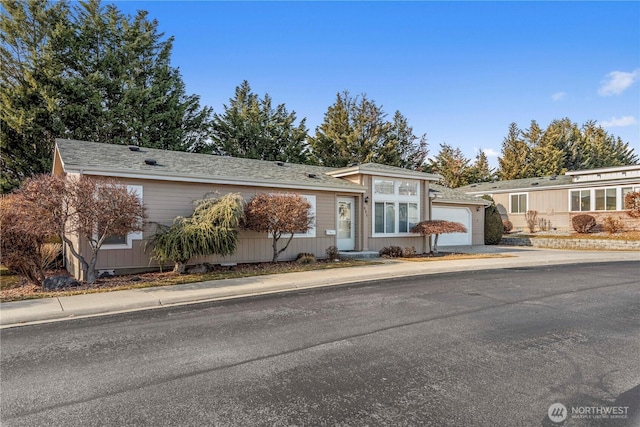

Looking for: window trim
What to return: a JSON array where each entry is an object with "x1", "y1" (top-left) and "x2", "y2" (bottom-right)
[
  {"x1": 101, "y1": 185, "x2": 144, "y2": 250},
  {"x1": 568, "y1": 186, "x2": 640, "y2": 212},
  {"x1": 292, "y1": 195, "x2": 316, "y2": 238},
  {"x1": 509, "y1": 192, "x2": 528, "y2": 214},
  {"x1": 372, "y1": 177, "x2": 421, "y2": 237}
]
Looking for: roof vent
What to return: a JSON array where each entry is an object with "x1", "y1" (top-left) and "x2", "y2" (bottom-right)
[
  {"x1": 128, "y1": 146, "x2": 140, "y2": 151},
  {"x1": 307, "y1": 173, "x2": 318, "y2": 179},
  {"x1": 144, "y1": 158, "x2": 157, "y2": 166},
  {"x1": 470, "y1": 184, "x2": 477, "y2": 187},
  {"x1": 531, "y1": 182, "x2": 539, "y2": 186},
  {"x1": 276, "y1": 161, "x2": 285, "y2": 166},
  {"x1": 550, "y1": 175, "x2": 557, "y2": 181},
  {"x1": 349, "y1": 162, "x2": 358, "y2": 167}
]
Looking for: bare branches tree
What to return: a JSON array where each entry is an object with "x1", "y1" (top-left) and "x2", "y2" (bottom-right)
[
  {"x1": 16, "y1": 175, "x2": 145, "y2": 283},
  {"x1": 243, "y1": 193, "x2": 314, "y2": 262}
]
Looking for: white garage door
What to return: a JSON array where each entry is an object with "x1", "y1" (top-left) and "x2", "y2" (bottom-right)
[{"x1": 431, "y1": 206, "x2": 472, "y2": 246}]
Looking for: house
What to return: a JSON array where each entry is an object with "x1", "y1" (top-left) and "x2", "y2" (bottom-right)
[
  {"x1": 459, "y1": 165, "x2": 640, "y2": 232},
  {"x1": 53, "y1": 139, "x2": 487, "y2": 280}
]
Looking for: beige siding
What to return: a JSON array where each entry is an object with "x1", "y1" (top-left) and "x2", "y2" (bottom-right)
[
  {"x1": 492, "y1": 189, "x2": 571, "y2": 231},
  {"x1": 70, "y1": 178, "x2": 343, "y2": 277}
]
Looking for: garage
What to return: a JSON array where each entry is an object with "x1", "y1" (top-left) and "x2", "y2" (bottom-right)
[{"x1": 431, "y1": 206, "x2": 472, "y2": 246}]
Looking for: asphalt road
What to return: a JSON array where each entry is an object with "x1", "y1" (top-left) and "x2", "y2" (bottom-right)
[{"x1": 1, "y1": 261, "x2": 639, "y2": 427}]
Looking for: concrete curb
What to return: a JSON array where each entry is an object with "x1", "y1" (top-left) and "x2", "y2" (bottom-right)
[{"x1": 1, "y1": 247, "x2": 638, "y2": 328}]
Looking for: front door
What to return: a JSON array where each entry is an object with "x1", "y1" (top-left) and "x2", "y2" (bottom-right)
[{"x1": 337, "y1": 197, "x2": 355, "y2": 251}]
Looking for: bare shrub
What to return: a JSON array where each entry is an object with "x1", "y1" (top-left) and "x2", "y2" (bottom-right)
[
  {"x1": 325, "y1": 246, "x2": 340, "y2": 261},
  {"x1": 625, "y1": 191, "x2": 640, "y2": 218},
  {"x1": 379, "y1": 246, "x2": 404, "y2": 258},
  {"x1": 525, "y1": 210, "x2": 538, "y2": 233},
  {"x1": 402, "y1": 246, "x2": 416, "y2": 257},
  {"x1": 602, "y1": 216, "x2": 624, "y2": 234},
  {"x1": 296, "y1": 253, "x2": 316, "y2": 264},
  {"x1": 572, "y1": 214, "x2": 596, "y2": 234},
  {"x1": 502, "y1": 220, "x2": 513, "y2": 234}
]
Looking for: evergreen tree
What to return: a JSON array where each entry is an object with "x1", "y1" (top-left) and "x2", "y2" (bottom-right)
[
  {"x1": 0, "y1": 0, "x2": 67, "y2": 192},
  {"x1": 375, "y1": 111, "x2": 429, "y2": 170},
  {"x1": 1, "y1": 0, "x2": 213, "y2": 192},
  {"x1": 208, "y1": 80, "x2": 310, "y2": 163},
  {"x1": 310, "y1": 91, "x2": 428, "y2": 169},
  {"x1": 429, "y1": 143, "x2": 472, "y2": 188},
  {"x1": 577, "y1": 120, "x2": 638, "y2": 169},
  {"x1": 467, "y1": 150, "x2": 494, "y2": 183},
  {"x1": 528, "y1": 119, "x2": 566, "y2": 176},
  {"x1": 497, "y1": 122, "x2": 531, "y2": 180}
]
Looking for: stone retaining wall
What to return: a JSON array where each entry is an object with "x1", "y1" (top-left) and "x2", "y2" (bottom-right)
[{"x1": 500, "y1": 236, "x2": 640, "y2": 251}]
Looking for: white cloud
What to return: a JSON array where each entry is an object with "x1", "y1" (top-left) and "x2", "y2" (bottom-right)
[
  {"x1": 598, "y1": 69, "x2": 640, "y2": 96},
  {"x1": 551, "y1": 92, "x2": 566, "y2": 101},
  {"x1": 599, "y1": 116, "x2": 638, "y2": 128}
]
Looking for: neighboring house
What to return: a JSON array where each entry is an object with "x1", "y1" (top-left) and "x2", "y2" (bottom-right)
[
  {"x1": 460, "y1": 165, "x2": 640, "y2": 232},
  {"x1": 53, "y1": 139, "x2": 487, "y2": 280}
]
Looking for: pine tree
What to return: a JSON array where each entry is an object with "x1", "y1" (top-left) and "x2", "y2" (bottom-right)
[
  {"x1": 528, "y1": 120, "x2": 566, "y2": 176},
  {"x1": 429, "y1": 143, "x2": 472, "y2": 188},
  {"x1": 375, "y1": 111, "x2": 429, "y2": 170},
  {"x1": 467, "y1": 150, "x2": 494, "y2": 183},
  {"x1": 0, "y1": 0, "x2": 67, "y2": 192},
  {"x1": 310, "y1": 91, "x2": 428, "y2": 169},
  {"x1": 497, "y1": 122, "x2": 531, "y2": 180},
  {"x1": 1, "y1": 0, "x2": 213, "y2": 192},
  {"x1": 208, "y1": 81, "x2": 310, "y2": 163}
]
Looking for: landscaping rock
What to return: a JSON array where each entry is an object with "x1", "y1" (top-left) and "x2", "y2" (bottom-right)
[
  {"x1": 187, "y1": 264, "x2": 209, "y2": 274},
  {"x1": 43, "y1": 275, "x2": 81, "y2": 290}
]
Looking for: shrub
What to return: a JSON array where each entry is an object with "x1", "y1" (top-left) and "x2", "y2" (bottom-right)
[
  {"x1": 625, "y1": 191, "x2": 640, "y2": 218},
  {"x1": 402, "y1": 246, "x2": 416, "y2": 257},
  {"x1": 379, "y1": 246, "x2": 404, "y2": 258},
  {"x1": 484, "y1": 205, "x2": 503, "y2": 245},
  {"x1": 502, "y1": 220, "x2": 513, "y2": 234},
  {"x1": 0, "y1": 194, "x2": 58, "y2": 286},
  {"x1": 325, "y1": 246, "x2": 340, "y2": 261},
  {"x1": 602, "y1": 216, "x2": 624, "y2": 234},
  {"x1": 525, "y1": 210, "x2": 538, "y2": 233},
  {"x1": 538, "y1": 217, "x2": 550, "y2": 231},
  {"x1": 296, "y1": 254, "x2": 317, "y2": 264},
  {"x1": 572, "y1": 214, "x2": 596, "y2": 234}
]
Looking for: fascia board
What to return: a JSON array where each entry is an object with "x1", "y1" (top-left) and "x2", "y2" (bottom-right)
[{"x1": 64, "y1": 166, "x2": 366, "y2": 194}]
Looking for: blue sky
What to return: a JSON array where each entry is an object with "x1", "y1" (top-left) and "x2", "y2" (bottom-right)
[{"x1": 113, "y1": 1, "x2": 640, "y2": 165}]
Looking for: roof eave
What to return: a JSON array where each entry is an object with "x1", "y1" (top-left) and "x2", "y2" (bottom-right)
[{"x1": 63, "y1": 166, "x2": 366, "y2": 193}]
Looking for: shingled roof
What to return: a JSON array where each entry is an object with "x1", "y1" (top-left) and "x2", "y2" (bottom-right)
[
  {"x1": 54, "y1": 139, "x2": 365, "y2": 193},
  {"x1": 459, "y1": 175, "x2": 574, "y2": 194},
  {"x1": 429, "y1": 184, "x2": 491, "y2": 205}
]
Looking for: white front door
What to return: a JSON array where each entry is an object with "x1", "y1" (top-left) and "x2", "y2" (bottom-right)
[{"x1": 337, "y1": 197, "x2": 355, "y2": 251}]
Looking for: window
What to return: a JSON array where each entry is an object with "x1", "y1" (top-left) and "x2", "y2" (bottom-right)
[
  {"x1": 570, "y1": 190, "x2": 591, "y2": 212},
  {"x1": 510, "y1": 193, "x2": 527, "y2": 213},
  {"x1": 398, "y1": 203, "x2": 419, "y2": 233},
  {"x1": 373, "y1": 178, "x2": 420, "y2": 235},
  {"x1": 595, "y1": 188, "x2": 616, "y2": 211},
  {"x1": 102, "y1": 185, "x2": 144, "y2": 250},
  {"x1": 374, "y1": 180, "x2": 394, "y2": 194},
  {"x1": 293, "y1": 195, "x2": 316, "y2": 238}
]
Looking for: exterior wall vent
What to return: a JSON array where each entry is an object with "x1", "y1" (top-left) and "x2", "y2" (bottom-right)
[
  {"x1": 144, "y1": 158, "x2": 157, "y2": 166},
  {"x1": 128, "y1": 146, "x2": 140, "y2": 152}
]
